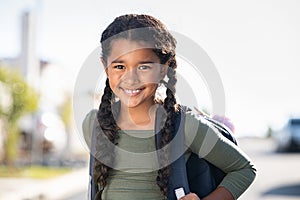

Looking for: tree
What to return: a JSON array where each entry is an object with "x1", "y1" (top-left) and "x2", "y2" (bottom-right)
[
  {"x1": 0, "y1": 65, "x2": 39, "y2": 165},
  {"x1": 58, "y1": 92, "x2": 74, "y2": 158}
]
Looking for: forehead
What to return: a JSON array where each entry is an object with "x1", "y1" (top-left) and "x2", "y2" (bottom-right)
[{"x1": 107, "y1": 39, "x2": 159, "y2": 64}]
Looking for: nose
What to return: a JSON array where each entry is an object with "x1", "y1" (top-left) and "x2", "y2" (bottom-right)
[{"x1": 122, "y1": 68, "x2": 140, "y2": 85}]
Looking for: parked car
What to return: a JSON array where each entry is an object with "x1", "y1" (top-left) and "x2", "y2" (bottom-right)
[{"x1": 272, "y1": 118, "x2": 300, "y2": 152}]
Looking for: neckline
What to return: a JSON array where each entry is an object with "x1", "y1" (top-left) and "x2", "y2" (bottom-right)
[
  {"x1": 119, "y1": 129, "x2": 154, "y2": 132},
  {"x1": 118, "y1": 129, "x2": 155, "y2": 138}
]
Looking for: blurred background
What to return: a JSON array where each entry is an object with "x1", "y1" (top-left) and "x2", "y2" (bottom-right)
[{"x1": 0, "y1": 0, "x2": 299, "y2": 199}]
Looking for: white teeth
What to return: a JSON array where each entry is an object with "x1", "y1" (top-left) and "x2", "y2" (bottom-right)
[{"x1": 124, "y1": 89, "x2": 141, "y2": 95}]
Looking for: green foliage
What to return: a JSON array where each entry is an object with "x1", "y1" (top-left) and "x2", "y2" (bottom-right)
[
  {"x1": 4, "y1": 126, "x2": 19, "y2": 162},
  {"x1": 0, "y1": 66, "x2": 39, "y2": 164},
  {"x1": 59, "y1": 93, "x2": 72, "y2": 128},
  {"x1": 0, "y1": 165, "x2": 71, "y2": 179},
  {"x1": 0, "y1": 66, "x2": 38, "y2": 124}
]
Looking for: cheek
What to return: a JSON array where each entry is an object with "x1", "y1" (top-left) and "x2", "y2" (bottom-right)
[
  {"x1": 142, "y1": 84, "x2": 157, "y2": 97},
  {"x1": 107, "y1": 70, "x2": 120, "y2": 85},
  {"x1": 107, "y1": 75, "x2": 119, "y2": 90},
  {"x1": 145, "y1": 72, "x2": 163, "y2": 83}
]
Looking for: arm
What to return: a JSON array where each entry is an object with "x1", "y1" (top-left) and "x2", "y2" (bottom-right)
[
  {"x1": 184, "y1": 112, "x2": 256, "y2": 200},
  {"x1": 179, "y1": 187, "x2": 233, "y2": 200},
  {"x1": 202, "y1": 187, "x2": 234, "y2": 200}
]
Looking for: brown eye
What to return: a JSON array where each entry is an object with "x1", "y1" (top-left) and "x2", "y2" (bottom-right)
[
  {"x1": 113, "y1": 65, "x2": 125, "y2": 70},
  {"x1": 138, "y1": 65, "x2": 151, "y2": 70}
]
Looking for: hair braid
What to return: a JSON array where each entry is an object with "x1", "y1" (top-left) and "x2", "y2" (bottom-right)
[
  {"x1": 95, "y1": 14, "x2": 178, "y2": 199},
  {"x1": 94, "y1": 79, "x2": 119, "y2": 199},
  {"x1": 156, "y1": 58, "x2": 178, "y2": 197}
]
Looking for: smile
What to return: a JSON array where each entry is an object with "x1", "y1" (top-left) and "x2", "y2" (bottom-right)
[{"x1": 122, "y1": 87, "x2": 145, "y2": 96}]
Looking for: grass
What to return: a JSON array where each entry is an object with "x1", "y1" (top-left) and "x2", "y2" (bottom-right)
[{"x1": 0, "y1": 165, "x2": 72, "y2": 179}]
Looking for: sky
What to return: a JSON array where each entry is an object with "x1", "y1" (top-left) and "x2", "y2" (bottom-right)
[{"x1": 1, "y1": 0, "x2": 300, "y2": 137}]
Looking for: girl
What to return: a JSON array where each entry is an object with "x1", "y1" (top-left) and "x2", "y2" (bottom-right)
[{"x1": 83, "y1": 14, "x2": 256, "y2": 200}]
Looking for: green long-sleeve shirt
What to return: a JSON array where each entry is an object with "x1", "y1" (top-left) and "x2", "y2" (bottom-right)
[{"x1": 82, "y1": 109, "x2": 256, "y2": 200}]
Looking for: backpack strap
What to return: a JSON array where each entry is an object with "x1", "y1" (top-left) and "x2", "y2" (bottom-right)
[
  {"x1": 155, "y1": 105, "x2": 190, "y2": 199},
  {"x1": 155, "y1": 106, "x2": 238, "y2": 199}
]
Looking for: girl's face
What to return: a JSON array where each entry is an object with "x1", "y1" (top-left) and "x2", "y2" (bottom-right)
[{"x1": 104, "y1": 39, "x2": 167, "y2": 108}]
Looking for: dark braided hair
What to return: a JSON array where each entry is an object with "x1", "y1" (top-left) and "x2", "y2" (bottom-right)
[{"x1": 94, "y1": 14, "x2": 178, "y2": 199}]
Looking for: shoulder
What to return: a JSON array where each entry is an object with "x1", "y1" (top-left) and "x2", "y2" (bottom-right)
[
  {"x1": 180, "y1": 105, "x2": 237, "y2": 146},
  {"x1": 178, "y1": 105, "x2": 210, "y2": 129},
  {"x1": 177, "y1": 106, "x2": 211, "y2": 139},
  {"x1": 178, "y1": 105, "x2": 222, "y2": 138},
  {"x1": 179, "y1": 105, "x2": 231, "y2": 134},
  {"x1": 82, "y1": 109, "x2": 98, "y2": 132},
  {"x1": 82, "y1": 109, "x2": 98, "y2": 147}
]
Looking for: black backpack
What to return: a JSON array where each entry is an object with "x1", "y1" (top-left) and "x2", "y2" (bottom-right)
[{"x1": 154, "y1": 105, "x2": 237, "y2": 199}]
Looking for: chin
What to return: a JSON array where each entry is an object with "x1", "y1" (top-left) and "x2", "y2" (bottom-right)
[{"x1": 119, "y1": 99, "x2": 139, "y2": 108}]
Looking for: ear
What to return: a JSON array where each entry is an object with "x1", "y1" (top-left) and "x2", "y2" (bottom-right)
[{"x1": 100, "y1": 57, "x2": 109, "y2": 77}]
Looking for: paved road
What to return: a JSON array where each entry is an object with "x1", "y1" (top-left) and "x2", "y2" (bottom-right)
[
  {"x1": 62, "y1": 138, "x2": 300, "y2": 200},
  {"x1": 62, "y1": 192, "x2": 87, "y2": 200},
  {"x1": 238, "y1": 138, "x2": 300, "y2": 200}
]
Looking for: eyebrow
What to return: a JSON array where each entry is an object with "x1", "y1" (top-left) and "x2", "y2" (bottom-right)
[{"x1": 111, "y1": 60, "x2": 157, "y2": 64}]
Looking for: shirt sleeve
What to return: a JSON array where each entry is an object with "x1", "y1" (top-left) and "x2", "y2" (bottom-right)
[
  {"x1": 184, "y1": 111, "x2": 257, "y2": 199},
  {"x1": 82, "y1": 109, "x2": 98, "y2": 149}
]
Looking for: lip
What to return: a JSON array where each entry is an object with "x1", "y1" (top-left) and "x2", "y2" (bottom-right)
[{"x1": 121, "y1": 87, "x2": 145, "y2": 97}]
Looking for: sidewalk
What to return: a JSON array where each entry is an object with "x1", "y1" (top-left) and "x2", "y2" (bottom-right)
[{"x1": 0, "y1": 166, "x2": 89, "y2": 200}]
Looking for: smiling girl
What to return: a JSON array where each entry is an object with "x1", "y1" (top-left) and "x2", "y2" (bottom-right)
[{"x1": 83, "y1": 14, "x2": 256, "y2": 200}]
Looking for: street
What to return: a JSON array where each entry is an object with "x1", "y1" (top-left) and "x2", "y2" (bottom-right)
[
  {"x1": 62, "y1": 138, "x2": 300, "y2": 200},
  {"x1": 238, "y1": 138, "x2": 300, "y2": 200}
]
